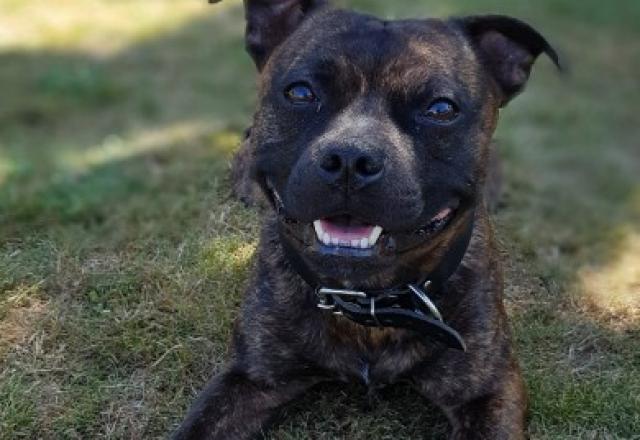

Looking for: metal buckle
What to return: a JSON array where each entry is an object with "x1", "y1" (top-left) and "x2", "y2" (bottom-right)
[
  {"x1": 316, "y1": 287, "x2": 367, "y2": 313},
  {"x1": 408, "y1": 282, "x2": 443, "y2": 322},
  {"x1": 317, "y1": 301, "x2": 335, "y2": 310},
  {"x1": 317, "y1": 288, "x2": 367, "y2": 298},
  {"x1": 370, "y1": 297, "x2": 381, "y2": 326}
]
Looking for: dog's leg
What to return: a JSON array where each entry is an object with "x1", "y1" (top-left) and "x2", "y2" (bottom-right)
[
  {"x1": 420, "y1": 365, "x2": 526, "y2": 440},
  {"x1": 172, "y1": 365, "x2": 318, "y2": 440},
  {"x1": 412, "y1": 352, "x2": 526, "y2": 440},
  {"x1": 444, "y1": 372, "x2": 526, "y2": 440}
]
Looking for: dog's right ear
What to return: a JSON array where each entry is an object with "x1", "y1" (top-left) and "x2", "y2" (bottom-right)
[
  {"x1": 457, "y1": 15, "x2": 561, "y2": 106},
  {"x1": 244, "y1": 0, "x2": 327, "y2": 71}
]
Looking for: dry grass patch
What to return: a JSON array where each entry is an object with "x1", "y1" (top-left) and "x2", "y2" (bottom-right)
[{"x1": 0, "y1": 284, "x2": 48, "y2": 357}]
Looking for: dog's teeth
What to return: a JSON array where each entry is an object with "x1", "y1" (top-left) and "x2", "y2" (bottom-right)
[
  {"x1": 369, "y1": 226, "x2": 383, "y2": 245},
  {"x1": 314, "y1": 221, "x2": 382, "y2": 249},
  {"x1": 313, "y1": 220, "x2": 324, "y2": 240}
]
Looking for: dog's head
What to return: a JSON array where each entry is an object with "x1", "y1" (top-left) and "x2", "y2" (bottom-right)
[{"x1": 243, "y1": 0, "x2": 558, "y2": 288}]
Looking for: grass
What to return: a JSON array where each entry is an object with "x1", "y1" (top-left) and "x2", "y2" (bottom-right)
[{"x1": 0, "y1": 0, "x2": 638, "y2": 438}]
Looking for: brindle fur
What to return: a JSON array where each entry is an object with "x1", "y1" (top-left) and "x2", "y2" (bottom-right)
[{"x1": 174, "y1": 2, "x2": 558, "y2": 439}]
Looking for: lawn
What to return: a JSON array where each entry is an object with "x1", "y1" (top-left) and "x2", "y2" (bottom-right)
[{"x1": 0, "y1": 0, "x2": 638, "y2": 438}]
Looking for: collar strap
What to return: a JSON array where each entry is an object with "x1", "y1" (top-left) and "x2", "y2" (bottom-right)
[
  {"x1": 279, "y1": 211, "x2": 475, "y2": 352},
  {"x1": 316, "y1": 281, "x2": 466, "y2": 351}
]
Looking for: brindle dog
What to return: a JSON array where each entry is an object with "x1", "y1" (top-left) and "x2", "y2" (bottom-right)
[{"x1": 173, "y1": 1, "x2": 559, "y2": 439}]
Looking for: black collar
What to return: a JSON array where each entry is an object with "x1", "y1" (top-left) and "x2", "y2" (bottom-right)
[{"x1": 279, "y1": 212, "x2": 474, "y2": 352}]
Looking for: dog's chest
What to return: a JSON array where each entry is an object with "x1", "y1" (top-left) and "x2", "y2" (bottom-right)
[{"x1": 325, "y1": 318, "x2": 431, "y2": 385}]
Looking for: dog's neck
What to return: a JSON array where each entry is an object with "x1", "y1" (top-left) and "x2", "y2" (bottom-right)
[{"x1": 278, "y1": 210, "x2": 475, "y2": 351}]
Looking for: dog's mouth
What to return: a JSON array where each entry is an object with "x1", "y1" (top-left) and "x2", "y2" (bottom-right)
[
  {"x1": 265, "y1": 178, "x2": 459, "y2": 255},
  {"x1": 312, "y1": 207, "x2": 456, "y2": 251},
  {"x1": 313, "y1": 216, "x2": 383, "y2": 249}
]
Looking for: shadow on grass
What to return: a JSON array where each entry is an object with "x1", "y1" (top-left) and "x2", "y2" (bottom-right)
[{"x1": 0, "y1": 2, "x2": 259, "y2": 241}]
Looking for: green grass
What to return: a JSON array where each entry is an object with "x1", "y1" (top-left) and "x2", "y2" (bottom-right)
[{"x1": 1, "y1": 0, "x2": 639, "y2": 438}]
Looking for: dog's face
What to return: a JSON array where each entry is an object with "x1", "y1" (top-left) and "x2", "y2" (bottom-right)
[{"x1": 244, "y1": 1, "x2": 558, "y2": 287}]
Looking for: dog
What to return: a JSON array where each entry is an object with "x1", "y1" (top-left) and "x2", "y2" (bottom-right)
[{"x1": 173, "y1": 1, "x2": 559, "y2": 438}]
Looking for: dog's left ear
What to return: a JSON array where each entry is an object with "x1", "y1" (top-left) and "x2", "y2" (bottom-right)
[
  {"x1": 457, "y1": 15, "x2": 560, "y2": 106},
  {"x1": 244, "y1": 0, "x2": 328, "y2": 71}
]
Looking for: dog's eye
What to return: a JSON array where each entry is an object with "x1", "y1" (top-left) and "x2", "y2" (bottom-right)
[
  {"x1": 422, "y1": 99, "x2": 459, "y2": 123},
  {"x1": 284, "y1": 83, "x2": 317, "y2": 105}
]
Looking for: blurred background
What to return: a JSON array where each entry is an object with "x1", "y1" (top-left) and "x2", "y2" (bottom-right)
[{"x1": 0, "y1": 0, "x2": 638, "y2": 438}]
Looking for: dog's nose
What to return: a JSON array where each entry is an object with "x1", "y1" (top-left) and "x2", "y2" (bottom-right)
[{"x1": 317, "y1": 146, "x2": 385, "y2": 190}]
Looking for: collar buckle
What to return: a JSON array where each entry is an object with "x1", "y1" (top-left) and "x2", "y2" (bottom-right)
[
  {"x1": 370, "y1": 297, "x2": 381, "y2": 326},
  {"x1": 317, "y1": 287, "x2": 367, "y2": 298},
  {"x1": 408, "y1": 281, "x2": 443, "y2": 322},
  {"x1": 317, "y1": 280, "x2": 444, "y2": 324},
  {"x1": 316, "y1": 287, "x2": 367, "y2": 314},
  {"x1": 315, "y1": 282, "x2": 465, "y2": 351}
]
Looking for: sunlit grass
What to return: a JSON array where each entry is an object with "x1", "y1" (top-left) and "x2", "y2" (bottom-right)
[
  {"x1": 0, "y1": 0, "x2": 241, "y2": 54},
  {"x1": 209, "y1": 130, "x2": 244, "y2": 157},
  {"x1": 57, "y1": 120, "x2": 214, "y2": 173},
  {"x1": 579, "y1": 226, "x2": 640, "y2": 322},
  {"x1": 0, "y1": 153, "x2": 14, "y2": 187}
]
